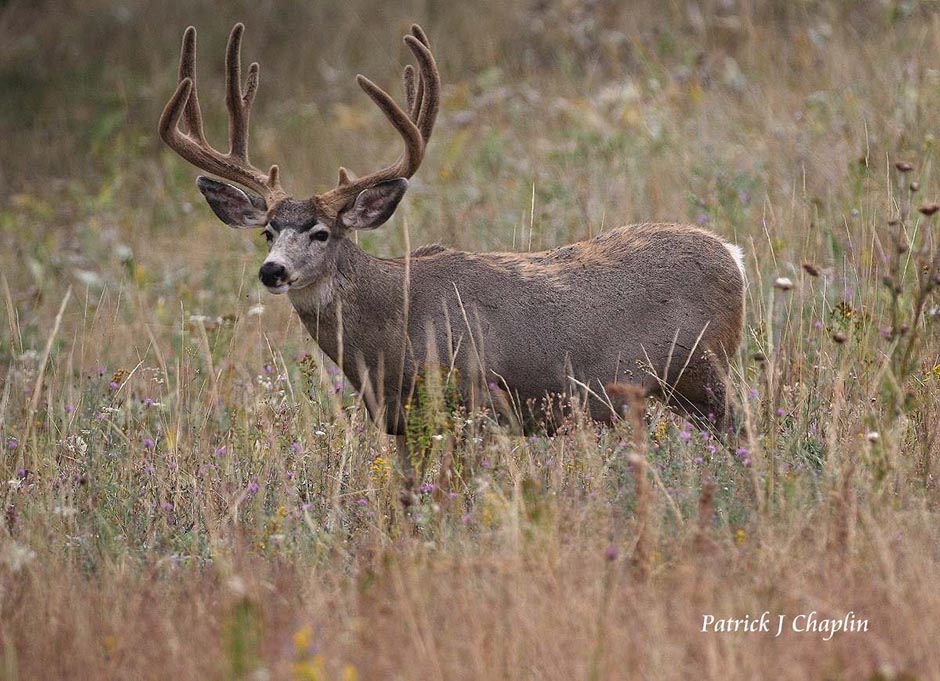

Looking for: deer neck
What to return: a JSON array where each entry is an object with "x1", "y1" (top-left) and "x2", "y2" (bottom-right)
[{"x1": 287, "y1": 238, "x2": 407, "y2": 391}]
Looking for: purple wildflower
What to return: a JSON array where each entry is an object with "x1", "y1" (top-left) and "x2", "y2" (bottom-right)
[
  {"x1": 215, "y1": 446, "x2": 227, "y2": 457},
  {"x1": 108, "y1": 381, "x2": 119, "y2": 391},
  {"x1": 162, "y1": 502, "x2": 174, "y2": 511},
  {"x1": 290, "y1": 442, "x2": 302, "y2": 454},
  {"x1": 7, "y1": 439, "x2": 18, "y2": 451},
  {"x1": 65, "y1": 404, "x2": 75, "y2": 414},
  {"x1": 605, "y1": 545, "x2": 619, "y2": 562},
  {"x1": 418, "y1": 482, "x2": 435, "y2": 493},
  {"x1": 356, "y1": 498, "x2": 369, "y2": 507},
  {"x1": 247, "y1": 480, "x2": 260, "y2": 495},
  {"x1": 142, "y1": 437, "x2": 155, "y2": 449}
]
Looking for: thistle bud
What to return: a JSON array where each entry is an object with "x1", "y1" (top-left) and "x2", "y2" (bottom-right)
[
  {"x1": 773, "y1": 277, "x2": 794, "y2": 291},
  {"x1": 919, "y1": 203, "x2": 940, "y2": 217},
  {"x1": 802, "y1": 263, "x2": 820, "y2": 277},
  {"x1": 832, "y1": 331, "x2": 847, "y2": 344},
  {"x1": 895, "y1": 161, "x2": 914, "y2": 173}
]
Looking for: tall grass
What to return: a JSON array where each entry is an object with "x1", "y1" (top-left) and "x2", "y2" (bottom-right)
[{"x1": 2, "y1": 1, "x2": 940, "y2": 678}]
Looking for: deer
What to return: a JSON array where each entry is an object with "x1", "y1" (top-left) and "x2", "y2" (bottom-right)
[{"x1": 159, "y1": 23, "x2": 746, "y2": 491}]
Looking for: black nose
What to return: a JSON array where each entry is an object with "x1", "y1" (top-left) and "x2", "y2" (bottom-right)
[{"x1": 259, "y1": 262, "x2": 288, "y2": 287}]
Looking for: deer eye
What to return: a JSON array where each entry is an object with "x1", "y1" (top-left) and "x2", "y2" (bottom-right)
[
  {"x1": 263, "y1": 231, "x2": 274, "y2": 243},
  {"x1": 311, "y1": 230, "x2": 330, "y2": 242}
]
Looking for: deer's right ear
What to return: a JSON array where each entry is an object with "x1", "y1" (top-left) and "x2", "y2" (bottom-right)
[{"x1": 196, "y1": 176, "x2": 269, "y2": 228}]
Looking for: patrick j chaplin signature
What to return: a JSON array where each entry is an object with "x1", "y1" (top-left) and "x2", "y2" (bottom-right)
[{"x1": 701, "y1": 611, "x2": 869, "y2": 641}]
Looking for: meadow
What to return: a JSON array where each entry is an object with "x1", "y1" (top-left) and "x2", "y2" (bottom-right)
[{"x1": 2, "y1": 1, "x2": 940, "y2": 678}]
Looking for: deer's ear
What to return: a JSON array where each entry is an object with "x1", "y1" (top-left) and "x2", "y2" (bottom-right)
[
  {"x1": 197, "y1": 176, "x2": 268, "y2": 228},
  {"x1": 339, "y1": 179, "x2": 408, "y2": 231}
]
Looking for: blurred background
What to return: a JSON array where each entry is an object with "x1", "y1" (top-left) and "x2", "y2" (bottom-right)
[{"x1": 2, "y1": 0, "x2": 940, "y2": 375}]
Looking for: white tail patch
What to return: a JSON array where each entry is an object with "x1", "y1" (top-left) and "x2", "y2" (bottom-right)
[{"x1": 723, "y1": 242, "x2": 746, "y2": 281}]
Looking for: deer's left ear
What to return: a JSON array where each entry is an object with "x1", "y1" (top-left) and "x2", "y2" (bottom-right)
[{"x1": 339, "y1": 179, "x2": 408, "y2": 231}]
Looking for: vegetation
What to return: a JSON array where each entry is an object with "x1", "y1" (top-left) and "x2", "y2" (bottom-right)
[{"x1": 2, "y1": 1, "x2": 940, "y2": 678}]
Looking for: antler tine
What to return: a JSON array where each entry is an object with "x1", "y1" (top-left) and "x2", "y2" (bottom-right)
[
  {"x1": 404, "y1": 29, "x2": 440, "y2": 142},
  {"x1": 356, "y1": 74, "x2": 424, "y2": 175},
  {"x1": 316, "y1": 24, "x2": 440, "y2": 215},
  {"x1": 225, "y1": 23, "x2": 257, "y2": 160},
  {"x1": 402, "y1": 64, "x2": 416, "y2": 116},
  {"x1": 159, "y1": 23, "x2": 286, "y2": 206},
  {"x1": 177, "y1": 27, "x2": 206, "y2": 143}
]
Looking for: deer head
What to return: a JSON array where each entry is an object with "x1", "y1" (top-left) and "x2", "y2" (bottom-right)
[{"x1": 159, "y1": 23, "x2": 440, "y2": 294}]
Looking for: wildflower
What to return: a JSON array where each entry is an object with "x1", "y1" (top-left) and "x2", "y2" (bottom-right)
[
  {"x1": 108, "y1": 381, "x2": 119, "y2": 391},
  {"x1": 290, "y1": 442, "x2": 302, "y2": 454},
  {"x1": 276, "y1": 505, "x2": 289, "y2": 517},
  {"x1": 694, "y1": 456, "x2": 704, "y2": 464},
  {"x1": 775, "y1": 408, "x2": 785, "y2": 417},
  {"x1": 143, "y1": 437, "x2": 155, "y2": 449},
  {"x1": 418, "y1": 483, "x2": 435, "y2": 494},
  {"x1": 143, "y1": 397, "x2": 156, "y2": 407},
  {"x1": 481, "y1": 459, "x2": 492, "y2": 469},
  {"x1": 748, "y1": 388, "x2": 759, "y2": 400},
  {"x1": 696, "y1": 213, "x2": 709, "y2": 225},
  {"x1": 292, "y1": 625, "x2": 313, "y2": 654},
  {"x1": 802, "y1": 263, "x2": 820, "y2": 277},
  {"x1": 679, "y1": 429, "x2": 692, "y2": 442},
  {"x1": 736, "y1": 447, "x2": 750, "y2": 458},
  {"x1": 813, "y1": 320, "x2": 823, "y2": 329},
  {"x1": 143, "y1": 464, "x2": 155, "y2": 476},
  {"x1": 215, "y1": 446, "x2": 227, "y2": 457},
  {"x1": 162, "y1": 502, "x2": 174, "y2": 511},
  {"x1": 97, "y1": 366, "x2": 107, "y2": 377},
  {"x1": 6, "y1": 439, "x2": 17, "y2": 451},
  {"x1": 65, "y1": 404, "x2": 75, "y2": 414},
  {"x1": 604, "y1": 545, "x2": 619, "y2": 562},
  {"x1": 356, "y1": 498, "x2": 368, "y2": 507},
  {"x1": 247, "y1": 480, "x2": 260, "y2": 495},
  {"x1": 706, "y1": 445, "x2": 717, "y2": 454},
  {"x1": 263, "y1": 364, "x2": 274, "y2": 375},
  {"x1": 734, "y1": 528, "x2": 747, "y2": 546}
]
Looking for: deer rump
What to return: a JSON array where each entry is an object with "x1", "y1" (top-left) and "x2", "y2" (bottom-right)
[{"x1": 307, "y1": 222, "x2": 745, "y2": 435}]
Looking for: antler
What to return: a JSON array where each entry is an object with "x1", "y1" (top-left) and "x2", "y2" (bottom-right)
[
  {"x1": 159, "y1": 24, "x2": 287, "y2": 207},
  {"x1": 316, "y1": 24, "x2": 440, "y2": 217}
]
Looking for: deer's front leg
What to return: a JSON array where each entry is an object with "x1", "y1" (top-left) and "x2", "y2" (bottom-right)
[{"x1": 395, "y1": 434, "x2": 419, "y2": 508}]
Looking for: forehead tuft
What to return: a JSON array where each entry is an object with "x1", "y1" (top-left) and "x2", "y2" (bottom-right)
[{"x1": 269, "y1": 198, "x2": 324, "y2": 231}]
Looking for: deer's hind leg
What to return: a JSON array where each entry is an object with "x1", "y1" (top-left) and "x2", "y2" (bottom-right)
[{"x1": 666, "y1": 354, "x2": 734, "y2": 434}]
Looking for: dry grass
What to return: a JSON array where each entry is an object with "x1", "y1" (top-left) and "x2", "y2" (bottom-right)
[{"x1": 3, "y1": 1, "x2": 940, "y2": 679}]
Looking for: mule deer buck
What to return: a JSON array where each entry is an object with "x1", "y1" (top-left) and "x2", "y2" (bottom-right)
[{"x1": 160, "y1": 23, "x2": 746, "y2": 480}]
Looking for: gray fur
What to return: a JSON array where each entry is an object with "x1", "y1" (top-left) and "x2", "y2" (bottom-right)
[{"x1": 200, "y1": 179, "x2": 745, "y2": 434}]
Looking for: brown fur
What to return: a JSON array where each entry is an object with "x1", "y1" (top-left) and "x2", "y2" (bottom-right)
[{"x1": 289, "y1": 222, "x2": 745, "y2": 434}]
